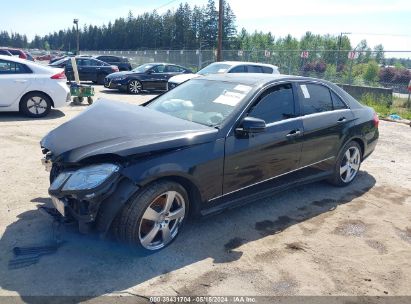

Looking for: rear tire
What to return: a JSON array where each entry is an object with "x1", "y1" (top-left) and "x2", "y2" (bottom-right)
[
  {"x1": 20, "y1": 92, "x2": 52, "y2": 118},
  {"x1": 328, "y1": 141, "x2": 362, "y2": 187},
  {"x1": 112, "y1": 181, "x2": 189, "y2": 252}
]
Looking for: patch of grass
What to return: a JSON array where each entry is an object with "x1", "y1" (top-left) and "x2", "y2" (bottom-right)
[{"x1": 360, "y1": 94, "x2": 411, "y2": 120}]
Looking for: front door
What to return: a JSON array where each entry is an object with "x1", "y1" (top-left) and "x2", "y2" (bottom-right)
[{"x1": 223, "y1": 83, "x2": 303, "y2": 200}]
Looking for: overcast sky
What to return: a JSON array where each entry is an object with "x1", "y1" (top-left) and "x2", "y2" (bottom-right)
[{"x1": 1, "y1": 0, "x2": 410, "y2": 56}]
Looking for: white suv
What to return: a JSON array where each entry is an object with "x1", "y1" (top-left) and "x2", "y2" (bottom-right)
[
  {"x1": 0, "y1": 55, "x2": 70, "y2": 118},
  {"x1": 167, "y1": 61, "x2": 279, "y2": 90}
]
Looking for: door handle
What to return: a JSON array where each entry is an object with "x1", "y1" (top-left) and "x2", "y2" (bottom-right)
[
  {"x1": 286, "y1": 129, "x2": 301, "y2": 138},
  {"x1": 337, "y1": 117, "x2": 347, "y2": 122}
]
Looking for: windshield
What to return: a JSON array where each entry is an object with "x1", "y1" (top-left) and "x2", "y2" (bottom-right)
[
  {"x1": 132, "y1": 63, "x2": 154, "y2": 73},
  {"x1": 147, "y1": 79, "x2": 253, "y2": 126},
  {"x1": 197, "y1": 63, "x2": 232, "y2": 75},
  {"x1": 50, "y1": 58, "x2": 68, "y2": 65}
]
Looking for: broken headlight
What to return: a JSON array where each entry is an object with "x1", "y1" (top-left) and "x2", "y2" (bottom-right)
[{"x1": 60, "y1": 163, "x2": 120, "y2": 191}]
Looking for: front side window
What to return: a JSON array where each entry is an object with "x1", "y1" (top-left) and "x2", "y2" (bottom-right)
[
  {"x1": 249, "y1": 83, "x2": 295, "y2": 124},
  {"x1": 0, "y1": 59, "x2": 31, "y2": 74},
  {"x1": 229, "y1": 65, "x2": 246, "y2": 73},
  {"x1": 147, "y1": 79, "x2": 253, "y2": 126},
  {"x1": 298, "y1": 83, "x2": 333, "y2": 115}
]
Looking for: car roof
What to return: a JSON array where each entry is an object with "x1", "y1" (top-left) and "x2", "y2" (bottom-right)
[
  {"x1": 199, "y1": 73, "x2": 299, "y2": 85},
  {"x1": 198, "y1": 73, "x2": 363, "y2": 108},
  {"x1": 212, "y1": 61, "x2": 279, "y2": 69}
]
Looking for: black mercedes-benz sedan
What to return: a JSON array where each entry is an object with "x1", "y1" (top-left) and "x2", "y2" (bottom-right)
[
  {"x1": 104, "y1": 63, "x2": 192, "y2": 94},
  {"x1": 40, "y1": 74, "x2": 379, "y2": 252}
]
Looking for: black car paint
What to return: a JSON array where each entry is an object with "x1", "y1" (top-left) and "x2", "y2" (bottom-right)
[
  {"x1": 41, "y1": 74, "x2": 378, "y2": 233},
  {"x1": 49, "y1": 57, "x2": 116, "y2": 83},
  {"x1": 95, "y1": 55, "x2": 132, "y2": 71},
  {"x1": 104, "y1": 63, "x2": 192, "y2": 92}
]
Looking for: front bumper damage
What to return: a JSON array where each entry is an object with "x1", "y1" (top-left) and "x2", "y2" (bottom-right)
[{"x1": 44, "y1": 162, "x2": 139, "y2": 235}]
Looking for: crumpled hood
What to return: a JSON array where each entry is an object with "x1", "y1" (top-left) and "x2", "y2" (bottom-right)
[{"x1": 41, "y1": 99, "x2": 217, "y2": 163}]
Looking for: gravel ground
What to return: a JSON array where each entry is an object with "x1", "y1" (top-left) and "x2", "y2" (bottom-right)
[{"x1": 0, "y1": 85, "x2": 410, "y2": 301}]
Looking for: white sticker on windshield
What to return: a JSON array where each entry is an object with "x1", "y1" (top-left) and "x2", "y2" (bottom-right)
[
  {"x1": 233, "y1": 84, "x2": 252, "y2": 93},
  {"x1": 218, "y1": 69, "x2": 228, "y2": 73},
  {"x1": 300, "y1": 85, "x2": 310, "y2": 98},
  {"x1": 213, "y1": 91, "x2": 245, "y2": 106}
]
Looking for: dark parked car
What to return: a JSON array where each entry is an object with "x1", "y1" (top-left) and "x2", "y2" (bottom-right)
[
  {"x1": 104, "y1": 63, "x2": 192, "y2": 94},
  {"x1": 0, "y1": 49, "x2": 12, "y2": 56},
  {"x1": 40, "y1": 74, "x2": 379, "y2": 252},
  {"x1": 49, "y1": 57, "x2": 119, "y2": 84},
  {"x1": 95, "y1": 55, "x2": 132, "y2": 71}
]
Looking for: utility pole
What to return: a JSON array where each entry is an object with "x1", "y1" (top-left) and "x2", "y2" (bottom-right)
[
  {"x1": 217, "y1": 0, "x2": 223, "y2": 61},
  {"x1": 73, "y1": 18, "x2": 79, "y2": 55},
  {"x1": 336, "y1": 32, "x2": 351, "y2": 69}
]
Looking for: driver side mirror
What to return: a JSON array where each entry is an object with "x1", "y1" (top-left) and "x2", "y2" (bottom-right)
[{"x1": 235, "y1": 116, "x2": 266, "y2": 135}]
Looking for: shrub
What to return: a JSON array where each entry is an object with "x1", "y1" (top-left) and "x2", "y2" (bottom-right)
[{"x1": 363, "y1": 61, "x2": 379, "y2": 84}]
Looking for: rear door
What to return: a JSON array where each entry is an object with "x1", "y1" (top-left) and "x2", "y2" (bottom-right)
[
  {"x1": 0, "y1": 59, "x2": 31, "y2": 107},
  {"x1": 297, "y1": 82, "x2": 353, "y2": 169},
  {"x1": 223, "y1": 83, "x2": 303, "y2": 200}
]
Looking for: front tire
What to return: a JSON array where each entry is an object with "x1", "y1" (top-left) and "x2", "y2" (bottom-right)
[
  {"x1": 113, "y1": 181, "x2": 189, "y2": 252},
  {"x1": 328, "y1": 141, "x2": 362, "y2": 187},
  {"x1": 20, "y1": 92, "x2": 52, "y2": 118},
  {"x1": 128, "y1": 80, "x2": 142, "y2": 94}
]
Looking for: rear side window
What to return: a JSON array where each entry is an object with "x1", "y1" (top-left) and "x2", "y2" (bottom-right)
[
  {"x1": 249, "y1": 83, "x2": 295, "y2": 124},
  {"x1": 166, "y1": 65, "x2": 185, "y2": 73},
  {"x1": 247, "y1": 65, "x2": 263, "y2": 73},
  {"x1": 0, "y1": 59, "x2": 31, "y2": 74},
  {"x1": 262, "y1": 66, "x2": 273, "y2": 74},
  {"x1": 298, "y1": 83, "x2": 333, "y2": 115},
  {"x1": 331, "y1": 91, "x2": 347, "y2": 110},
  {"x1": 229, "y1": 65, "x2": 246, "y2": 73}
]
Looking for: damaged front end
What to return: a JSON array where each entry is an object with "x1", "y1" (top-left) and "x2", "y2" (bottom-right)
[{"x1": 45, "y1": 162, "x2": 138, "y2": 234}]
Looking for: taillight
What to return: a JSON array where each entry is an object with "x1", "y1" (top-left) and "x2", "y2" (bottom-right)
[
  {"x1": 111, "y1": 65, "x2": 119, "y2": 72},
  {"x1": 373, "y1": 112, "x2": 379, "y2": 128},
  {"x1": 51, "y1": 71, "x2": 67, "y2": 80}
]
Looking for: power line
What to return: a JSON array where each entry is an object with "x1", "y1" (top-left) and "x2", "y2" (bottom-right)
[{"x1": 155, "y1": 0, "x2": 180, "y2": 11}]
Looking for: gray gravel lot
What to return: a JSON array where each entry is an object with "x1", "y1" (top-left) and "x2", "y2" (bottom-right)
[{"x1": 0, "y1": 85, "x2": 410, "y2": 301}]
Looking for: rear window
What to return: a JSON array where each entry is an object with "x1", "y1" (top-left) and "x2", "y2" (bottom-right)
[
  {"x1": 247, "y1": 65, "x2": 264, "y2": 73},
  {"x1": 262, "y1": 66, "x2": 273, "y2": 74}
]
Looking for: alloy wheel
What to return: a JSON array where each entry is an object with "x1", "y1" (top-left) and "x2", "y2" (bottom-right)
[
  {"x1": 138, "y1": 191, "x2": 186, "y2": 250},
  {"x1": 340, "y1": 146, "x2": 361, "y2": 183},
  {"x1": 129, "y1": 80, "x2": 142, "y2": 94},
  {"x1": 27, "y1": 97, "x2": 48, "y2": 115}
]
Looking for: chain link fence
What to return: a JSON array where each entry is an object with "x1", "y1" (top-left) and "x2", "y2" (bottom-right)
[{"x1": 81, "y1": 49, "x2": 411, "y2": 94}]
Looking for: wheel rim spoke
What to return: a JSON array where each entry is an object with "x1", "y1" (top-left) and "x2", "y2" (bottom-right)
[
  {"x1": 167, "y1": 207, "x2": 185, "y2": 221},
  {"x1": 351, "y1": 150, "x2": 359, "y2": 162},
  {"x1": 141, "y1": 225, "x2": 160, "y2": 247},
  {"x1": 142, "y1": 207, "x2": 161, "y2": 222},
  {"x1": 340, "y1": 163, "x2": 349, "y2": 175},
  {"x1": 164, "y1": 191, "x2": 176, "y2": 212},
  {"x1": 161, "y1": 226, "x2": 172, "y2": 244},
  {"x1": 345, "y1": 150, "x2": 351, "y2": 161},
  {"x1": 351, "y1": 163, "x2": 359, "y2": 171}
]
